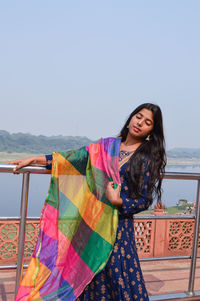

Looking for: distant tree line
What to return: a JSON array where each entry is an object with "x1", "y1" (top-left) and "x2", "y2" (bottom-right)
[
  {"x1": 0, "y1": 130, "x2": 200, "y2": 157},
  {"x1": 167, "y1": 148, "x2": 200, "y2": 158},
  {"x1": 0, "y1": 130, "x2": 93, "y2": 153}
]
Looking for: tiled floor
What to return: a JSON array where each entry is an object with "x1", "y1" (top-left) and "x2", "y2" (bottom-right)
[
  {"x1": 141, "y1": 259, "x2": 200, "y2": 296},
  {"x1": 0, "y1": 269, "x2": 16, "y2": 301},
  {"x1": 0, "y1": 259, "x2": 200, "y2": 301}
]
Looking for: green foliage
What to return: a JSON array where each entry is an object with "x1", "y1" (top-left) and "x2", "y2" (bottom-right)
[
  {"x1": 0, "y1": 130, "x2": 93, "y2": 153},
  {"x1": 177, "y1": 199, "x2": 188, "y2": 206},
  {"x1": 177, "y1": 203, "x2": 193, "y2": 211},
  {"x1": 178, "y1": 199, "x2": 187, "y2": 203},
  {"x1": 163, "y1": 204, "x2": 193, "y2": 214},
  {"x1": 138, "y1": 204, "x2": 194, "y2": 215},
  {"x1": 165, "y1": 206, "x2": 182, "y2": 214}
]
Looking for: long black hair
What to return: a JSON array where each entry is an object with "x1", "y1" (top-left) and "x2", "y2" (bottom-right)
[{"x1": 119, "y1": 103, "x2": 166, "y2": 203}]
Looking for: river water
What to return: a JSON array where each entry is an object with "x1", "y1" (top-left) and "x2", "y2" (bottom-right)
[{"x1": 0, "y1": 164, "x2": 200, "y2": 217}]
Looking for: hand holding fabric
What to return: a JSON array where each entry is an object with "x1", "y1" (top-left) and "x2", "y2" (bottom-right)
[{"x1": 106, "y1": 182, "x2": 122, "y2": 206}]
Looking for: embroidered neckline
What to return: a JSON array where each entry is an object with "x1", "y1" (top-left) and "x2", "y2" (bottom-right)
[
  {"x1": 120, "y1": 149, "x2": 134, "y2": 154},
  {"x1": 119, "y1": 149, "x2": 135, "y2": 162}
]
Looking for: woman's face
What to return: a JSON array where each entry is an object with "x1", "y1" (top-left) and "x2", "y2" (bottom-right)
[{"x1": 128, "y1": 108, "x2": 154, "y2": 140}]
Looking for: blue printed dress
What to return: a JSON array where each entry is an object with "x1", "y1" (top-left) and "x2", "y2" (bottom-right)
[{"x1": 46, "y1": 150, "x2": 151, "y2": 301}]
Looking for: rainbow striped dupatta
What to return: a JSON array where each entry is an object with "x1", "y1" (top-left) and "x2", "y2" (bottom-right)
[{"x1": 15, "y1": 137, "x2": 121, "y2": 301}]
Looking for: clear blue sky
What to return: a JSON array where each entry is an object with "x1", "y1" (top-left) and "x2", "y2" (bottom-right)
[{"x1": 0, "y1": 1, "x2": 200, "y2": 149}]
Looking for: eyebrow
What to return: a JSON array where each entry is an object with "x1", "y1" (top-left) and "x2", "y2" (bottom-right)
[{"x1": 137, "y1": 112, "x2": 153, "y2": 123}]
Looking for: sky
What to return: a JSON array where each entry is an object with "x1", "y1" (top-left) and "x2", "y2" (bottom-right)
[{"x1": 0, "y1": 1, "x2": 200, "y2": 150}]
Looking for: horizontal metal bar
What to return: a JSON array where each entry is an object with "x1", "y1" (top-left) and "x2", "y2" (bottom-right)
[
  {"x1": 0, "y1": 264, "x2": 29, "y2": 269},
  {"x1": 140, "y1": 255, "x2": 200, "y2": 261},
  {"x1": 135, "y1": 215, "x2": 195, "y2": 219},
  {"x1": 149, "y1": 291, "x2": 200, "y2": 300},
  {"x1": 0, "y1": 215, "x2": 196, "y2": 220},
  {"x1": 0, "y1": 164, "x2": 200, "y2": 179},
  {"x1": 0, "y1": 216, "x2": 40, "y2": 220},
  {"x1": 1, "y1": 254, "x2": 199, "y2": 270},
  {"x1": 0, "y1": 164, "x2": 50, "y2": 174},
  {"x1": 164, "y1": 172, "x2": 200, "y2": 180}
]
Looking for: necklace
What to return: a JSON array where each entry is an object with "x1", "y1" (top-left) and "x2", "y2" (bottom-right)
[
  {"x1": 119, "y1": 149, "x2": 135, "y2": 165},
  {"x1": 120, "y1": 141, "x2": 141, "y2": 153},
  {"x1": 120, "y1": 149, "x2": 135, "y2": 154}
]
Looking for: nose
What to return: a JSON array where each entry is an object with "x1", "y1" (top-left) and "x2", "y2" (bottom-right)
[{"x1": 137, "y1": 119, "x2": 143, "y2": 126}]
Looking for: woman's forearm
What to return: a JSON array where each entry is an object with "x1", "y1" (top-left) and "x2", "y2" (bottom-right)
[
  {"x1": 31, "y1": 156, "x2": 47, "y2": 165},
  {"x1": 6, "y1": 155, "x2": 48, "y2": 173}
]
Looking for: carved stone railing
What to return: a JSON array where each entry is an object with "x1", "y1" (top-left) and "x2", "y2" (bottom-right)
[
  {"x1": 166, "y1": 219, "x2": 200, "y2": 256},
  {"x1": 135, "y1": 217, "x2": 200, "y2": 258},
  {"x1": 1, "y1": 217, "x2": 199, "y2": 265},
  {"x1": 134, "y1": 219, "x2": 155, "y2": 257},
  {"x1": 0, "y1": 219, "x2": 40, "y2": 265}
]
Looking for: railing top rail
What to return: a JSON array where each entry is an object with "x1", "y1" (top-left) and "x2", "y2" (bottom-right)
[
  {"x1": 164, "y1": 171, "x2": 200, "y2": 180},
  {"x1": 0, "y1": 164, "x2": 200, "y2": 179},
  {"x1": 0, "y1": 164, "x2": 50, "y2": 174},
  {"x1": 0, "y1": 215, "x2": 196, "y2": 220}
]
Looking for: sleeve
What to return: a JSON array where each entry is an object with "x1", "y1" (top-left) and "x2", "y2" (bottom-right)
[
  {"x1": 45, "y1": 154, "x2": 52, "y2": 170},
  {"x1": 119, "y1": 163, "x2": 152, "y2": 215}
]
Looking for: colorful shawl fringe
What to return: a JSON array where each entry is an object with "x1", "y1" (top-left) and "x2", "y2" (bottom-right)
[{"x1": 15, "y1": 137, "x2": 121, "y2": 301}]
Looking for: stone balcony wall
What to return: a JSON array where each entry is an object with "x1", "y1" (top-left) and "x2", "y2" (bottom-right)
[{"x1": 1, "y1": 217, "x2": 200, "y2": 265}]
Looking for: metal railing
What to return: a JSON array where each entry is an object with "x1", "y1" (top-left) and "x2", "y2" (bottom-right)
[{"x1": 0, "y1": 164, "x2": 200, "y2": 300}]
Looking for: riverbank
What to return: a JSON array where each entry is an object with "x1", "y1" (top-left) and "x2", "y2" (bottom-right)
[
  {"x1": 167, "y1": 157, "x2": 200, "y2": 166},
  {"x1": 1, "y1": 152, "x2": 200, "y2": 166},
  {"x1": 0, "y1": 152, "x2": 40, "y2": 162}
]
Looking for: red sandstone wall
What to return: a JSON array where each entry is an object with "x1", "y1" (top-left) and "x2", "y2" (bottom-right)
[{"x1": 0, "y1": 218, "x2": 200, "y2": 265}]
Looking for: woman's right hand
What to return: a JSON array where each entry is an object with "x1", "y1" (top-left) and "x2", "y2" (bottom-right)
[
  {"x1": 6, "y1": 158, "x2": 35, "y2": 173},
  {"x1": 6, "y1": 156, "x2": 47, "y2": 173}
]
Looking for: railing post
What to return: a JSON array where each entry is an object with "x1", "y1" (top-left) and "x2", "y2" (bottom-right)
[
  {"x1": 153, "y1": 218, "x2": 167, "y2": 257},
  {"x1": 15, "y1": 172, "x2": 30, "y2": 297},
  {"x1": 188, "y1": 179, "x2": 200, "y2": 295}
]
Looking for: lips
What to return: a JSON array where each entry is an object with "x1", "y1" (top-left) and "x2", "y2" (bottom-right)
[{"x1": 133, "y1": 126, "x2": 141, "y2": 133}]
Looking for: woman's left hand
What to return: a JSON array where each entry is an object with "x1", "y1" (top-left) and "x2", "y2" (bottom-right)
[{"x1": 106, "y1": 182, "x2": 122, "y2": 207}]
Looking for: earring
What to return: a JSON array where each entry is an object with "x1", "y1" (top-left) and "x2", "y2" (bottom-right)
[
  {"x1": 146, "y1": 135, "x2": 150, "y2": 141},
  {"x1": 127, "y1": 125, "x2": 129, "y2": 129}
]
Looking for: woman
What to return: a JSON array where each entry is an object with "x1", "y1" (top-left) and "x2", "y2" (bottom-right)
[{"x1": 10, "y1": 103, "x2": 166, "y2": 301}]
